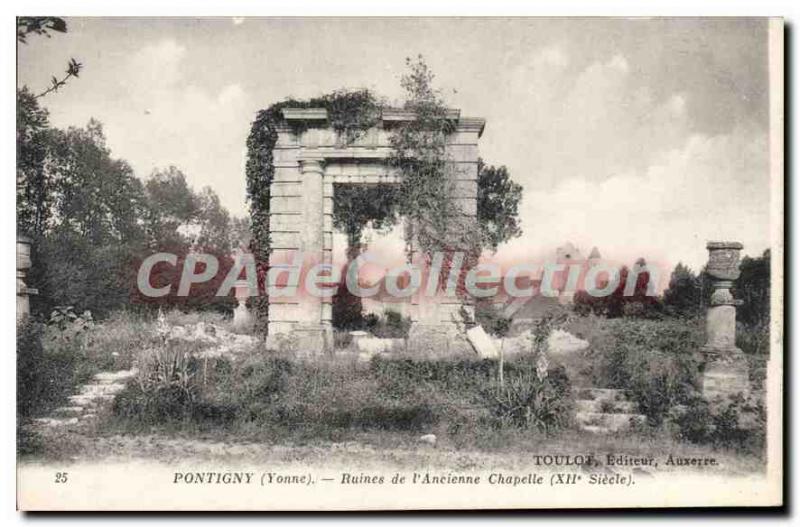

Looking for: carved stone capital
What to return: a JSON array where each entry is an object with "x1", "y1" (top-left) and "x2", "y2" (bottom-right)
[{"x1": 299, "y1": 157, "x2": 325, "y2": 174}]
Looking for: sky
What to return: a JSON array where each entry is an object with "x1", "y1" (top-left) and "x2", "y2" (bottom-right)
[{"x1": 17, "y1": 17, "x2": 773, "y2": 274}]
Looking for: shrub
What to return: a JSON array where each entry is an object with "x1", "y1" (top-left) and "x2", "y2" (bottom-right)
[
  {"x1": 363, "y1": 310, "x2": 412, "y2": 338},
  {"x1": 114, "y1": 340, "x2": 200, "y2": 423},
  {"x1": 474, "y1": 301, "x2": 512, "y2": 337},
  {"x1": 484, "y1": 365, "x2": 572, "y2": 432},
  {"x1": 17, "y1": 318, "x2": 96, "y2": 420},
  {"x1": 671, "y1": 394, "x2": 766, "y2": 455},
  {"x1": 109, "y1": 345, "x2": 574, "y2": 439},
  {"x1": 585, "y1": 317, "x2": 703, "y2": 425},
  {"x1": 737, "y1": 321, "x2": 769, "y2": 356}
]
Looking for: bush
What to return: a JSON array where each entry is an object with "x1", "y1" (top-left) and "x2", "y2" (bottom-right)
[
  {"x1": 671, "y1": 395, "x2": 765, "y2": 455},
  {"x1": 484, "y1": 365, "x2": 573, "y2": 431},
  {"x1": 363, "y1": 310, "x2": 412, "y2": 338},
  {"x1": 110, "y1": 347, "x2": 574, "y2": 438},
  {"x1": 17, "y1": 318, "x2": 96, "y2": 420},
  {"x1": 474, "y1": 301, "x2": 512, "y2": 337},
  {"x1": 585, "y1": 317, "x2": 703, "y2": 425},
  {"x1": 114, "y1": 340, "x2": 200, "y2": 424}
]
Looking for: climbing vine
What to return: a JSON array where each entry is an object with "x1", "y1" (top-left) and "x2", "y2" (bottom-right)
[
  {"x1": 245, "y1": 90, "x2": 383, "y2": 333},
  {"x1": 246, "y1": 58, "x2": 507, "y2": 332}
]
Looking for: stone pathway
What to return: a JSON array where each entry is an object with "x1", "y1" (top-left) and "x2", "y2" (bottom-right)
[
  {"x1": 33, "y1": 369, "x2": 137, "y2": 430},
  {"x1": 574, "y1": 387, "x2": 646, "y2": 434}
]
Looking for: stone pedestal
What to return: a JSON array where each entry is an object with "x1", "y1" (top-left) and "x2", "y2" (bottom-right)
[
  {"x1": 16, "y1": 235, "x2": 38, "y2": 323},
  {"x1": 232, "y1": 280, "x2": 252, "y2": 329},
  {"x1": 700, "y1": 242, "x2": 749, "y2": 401}
]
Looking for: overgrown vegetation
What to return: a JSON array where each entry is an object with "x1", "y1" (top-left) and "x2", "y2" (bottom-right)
[
  {"x1": 567, "y1": 314, "x2": 766, "y2": 455},
  {"x1": 245, "y1": 57, "x2": 523, "y2": 333},
  {"x1": 110, "y1": 339, "x2": 573, "y2": 442},
  {"x1": 17, "y1": 98, "x2": 245, "y2": 318}
]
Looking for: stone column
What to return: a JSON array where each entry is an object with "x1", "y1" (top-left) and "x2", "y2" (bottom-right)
[
  {"x1": 232, "y1": 280, "x2": 252, "y2": 329},
  {"x1": 701, "y1": 241, "x2": 749, "y2": 400},
  {"x1": 294, "y1": 157, "x2": 331, "y2": 355},
  {"x1": 16, "y1": 235, "x2": 38, "y2": 323}
]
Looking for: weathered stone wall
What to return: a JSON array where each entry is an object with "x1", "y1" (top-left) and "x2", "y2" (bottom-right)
[{"x1": 265, "y1": 108, "x2": 484, "y2": 353}]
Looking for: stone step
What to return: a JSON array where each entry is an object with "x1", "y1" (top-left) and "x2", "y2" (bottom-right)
[
  {"x1": 52, "y1": 406, "x2": 84, "y2": 417},
  {"x1": 79, "y1": 383, "x2": 126, "y2": 396},
  {"x1": 33, "y1": 417, "x2": 79, "y2": 427},
  {"x1": 575, "y1": 399, "x2": 637, "y2": 414},
  {"x1": 93, "y1": 369, "x2": 138, "y2": 383},
  {"x1": 68, "y1": 394, "x2": 113, "y2": 407},
  {"x1": 581, "y1": 425, "x2": 613, "y2": 434},
  {"x1": 573, "y1": 387, "x2": 629, "y2": 402},
  {"x1": 576, "y1": 412, "x2": 646, "y2": 431}
]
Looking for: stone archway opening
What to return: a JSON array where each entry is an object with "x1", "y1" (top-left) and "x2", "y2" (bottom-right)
[{"x1": 329, "y1": 181, "x2": 407, "y2": 333}]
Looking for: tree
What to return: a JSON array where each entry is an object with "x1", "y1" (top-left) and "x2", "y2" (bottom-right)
[
  {"x1": 143, "y1": 167, "x2": 233, "y2": 253},
  {"x1": 45, "y1": 120, "x2": 147, "y2": 245},
  {"x1": 24, "y1": 120, "x2": 150, "y2": 316},
  {"x1": 332, "y1": 184, "x2": 398, "y2": 261},
  {"x1": 477, "y1": 159, "x2": 522, "y2": 251},
  {"x1": 662, "y1": 263, "x2": 703, "y2": 318},
  {"x1": 17, "y1": 17, "x2": 82, "y2": 98},
  {"x1": 735, "y1": 249, "x2": 770, "y2": 328},
  {"x1": 229, "y1": 216, "x2": 252, "y2": 250},
  {"x1": 16, "y1": 88, "x2": 53, "y2": 236},
  {"x1": 195, "y1": 187, "x2": 232, "y2": 253}
]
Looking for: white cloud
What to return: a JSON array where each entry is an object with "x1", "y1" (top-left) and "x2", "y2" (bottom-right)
[
  {"x1": 496, "y1": 125, "x2": 769, "y2": 274},
  {"x1": 101, "y1": 39, "x2": 252, "y2": 217}
]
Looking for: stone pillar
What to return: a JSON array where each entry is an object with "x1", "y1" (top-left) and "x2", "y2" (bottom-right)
[
  {"x1": 232, "y1": 280, "x2": 252, "y2": 329},
  {"x1": 16, "y1": 235, "x2": 38, "y2": 323},
  {"x1": 294, "y1": 157, "x2": 331, "y2": 355},
  {"x1": 701, "y1": 241, "x2": 749, "y2": 400}
]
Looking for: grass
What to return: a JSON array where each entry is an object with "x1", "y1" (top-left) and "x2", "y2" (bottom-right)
[{"x1": 18, "y1": 309, "x2": 767, "y2": 473}]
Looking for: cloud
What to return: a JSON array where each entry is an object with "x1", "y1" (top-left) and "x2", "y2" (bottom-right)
[
  {"x1": 100, "y1": 39, "x2": 252, "y2": 217},
  {"x1": 497, "y1": 124, "x2": 769, "y2": 273},
  {"x1": 128, "y1": 39, "x2": 187, "y2": 91}
]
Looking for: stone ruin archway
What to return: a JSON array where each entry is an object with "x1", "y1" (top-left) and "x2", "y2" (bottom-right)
[{"x1": 265, "y1": 107, "x2": 484, "y2": 354}]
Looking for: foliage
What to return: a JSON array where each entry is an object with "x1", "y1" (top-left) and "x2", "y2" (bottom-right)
[
  {"x1": 474, "y1": 300, "x2": 512, "y2": 337},
  {"x1": 143, "y1": 166, "x2": 234, "y2": 253},
  {"x1": 16, "y1": 88, "x2": 53, "y2": 236},
  {"x1": 245, "y1": 58, "x2": 524, "y2": 330},
  {"x1": 389, "y1": 56, "x2": 484, "y2": 268},
  {"x1": 17, "y1": 318, "x2": 96, "y2": 421},
  {"x1": 111, "y1": 340, "x2": 573, "y2": 438},
  {"x1": 17, "y1": 17, "x2": 68, "y2": 42},
  {"x1": 583, "y1": 317, "x2": 704, "y2": 425},
  {"x1": 477, "y1": 160, "x2": 522, "y2": 251},
  {"x1": 16, "y1": 99, "x2": 240, "y2": 317},
  {"x1": 245, "y1": 90, "x2": 384, "y2": 334},
  {"x1": 662, "y1": 262, "x2": 704, "y2": 318},
  {"x1": 332, "y1": 183, "x2": 398, "y2": 259},
  {"x1": 573, "y1": 259, "x2": 660, "y2": 319},
  {"x1": 671, "y1": 394, "x2": 765, "y2": 455},
  {"x1": 735, "y1": 249, "x2": 770, "y2": 328},
  {"x1": 485, "y1": 366, "x2": 572, "y2": 431},
  {"x1": 124, "y1": 341, "x2": 199, "y2": 421},
  {"x1": 17, "y1": 17, "x2": 82, "y2": 98},
  {"x1": 363, "y1": 310, "x2": 413, "y2": 338}
]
